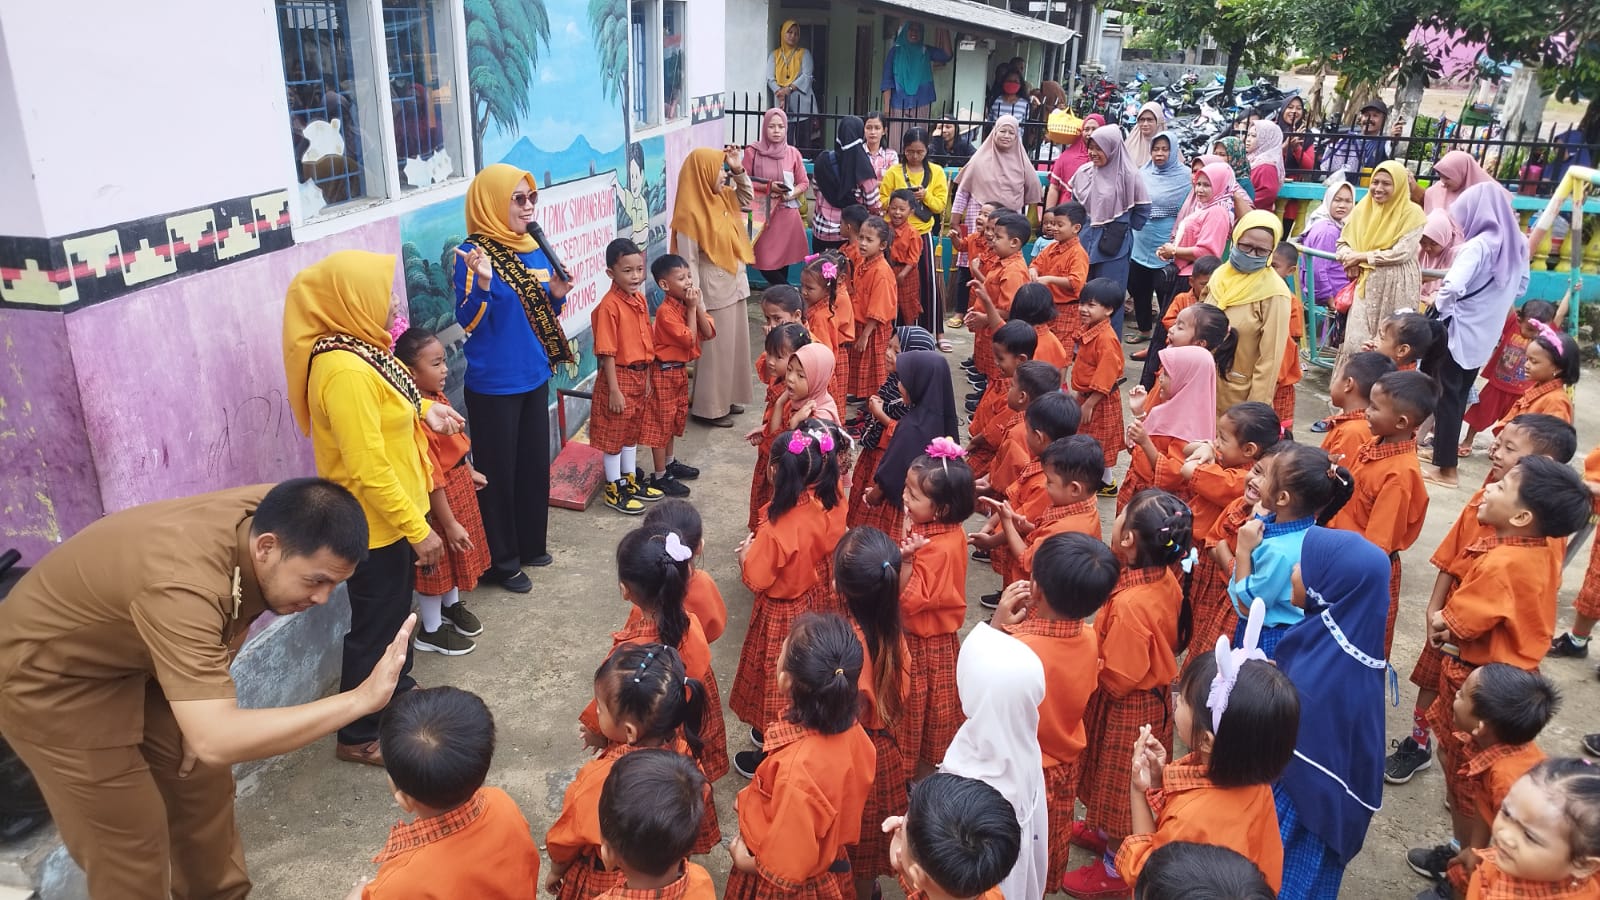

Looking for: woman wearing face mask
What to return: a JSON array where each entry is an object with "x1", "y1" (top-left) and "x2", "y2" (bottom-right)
[
  {"x1": 1297, "y1": 175, "x2": 1355, "y2": 309},
  {"x1": 1206, "y1": 210, "x2": 1293, "y2": 410},
  {"x1": 988, "y1": 70, "x2": 1030, "y2": 130},
  {"x1": 1334, "y1": 159, "x2": 1426, "y2": 368},
  {"x1": 743, "y1": 107, "x2": 810, "y2": 287}
]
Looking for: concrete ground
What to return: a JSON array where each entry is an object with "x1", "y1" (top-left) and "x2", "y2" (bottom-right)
[{"x1": 236, "y1": 299, "x2": 1600, "y2": 899}]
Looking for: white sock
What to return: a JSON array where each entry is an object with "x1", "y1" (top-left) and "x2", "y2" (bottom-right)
[
  {"x1": 1103, "y1": 467, "x2": 1115, "y2": 483},
  {"x1": 417, "y1": 594, "x2": 443, "y2": 632},
  {"x1": 604, "y1": 453, "x2": 622, "y2": 482},
  {"x1": 441, "y1": 587, "x2": 460, "y2": 608},
  {"x1": 620, "y1": 445, "x2": 637, "y2": 475}
]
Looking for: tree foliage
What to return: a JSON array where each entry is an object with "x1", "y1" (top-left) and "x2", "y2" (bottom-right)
[
  {"x1": 465, "y1": 0, "x2": 552, "y2": 169},
  {"x1": 1129, "y1": 0, "x2": 1295, "y2": 96}
]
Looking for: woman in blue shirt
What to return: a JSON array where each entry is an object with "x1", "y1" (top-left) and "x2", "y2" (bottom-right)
[
  {"x1": 452, "y1": 163, "x2": 573, "y2": 593},
  {"x1": 879, "y1": 22, "x2": 950, "y2": 146}
]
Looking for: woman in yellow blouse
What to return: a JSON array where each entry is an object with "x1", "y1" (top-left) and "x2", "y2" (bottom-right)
[
  {"x1": 282, "y1": 249, "x2": 464, "y2": 766},
  {"x1": 878, "y1": 126, "x2": 951, "y2": 347}
]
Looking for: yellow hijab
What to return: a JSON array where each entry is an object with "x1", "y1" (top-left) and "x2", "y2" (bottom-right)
[
  {"x1": 1341, "y1": 159, "x2": 1426, "y2": 255},
  {"x1": 670, "y1": 147, "x2": 754, "y2": 274},
  {"x1": 283, "y1": 249, "x2": 401, "y2": 434},
  {"x1": 771, "y1": 20, "x2": 804, "y2": 87},
  {"x1": 466, "y1": 163, "x2": 538, "y2": 253},
  {"x1": 1208, "y1": 210, "x2": 1292, "y2": 310}
]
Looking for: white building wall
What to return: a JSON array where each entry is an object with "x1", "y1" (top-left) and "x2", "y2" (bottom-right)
[
  {"x1": 723, "y1": 0, "x2": 769, "y2": 105},
  {"x1": 0, "y1": 0, "x2": 290, "y2": 236}
]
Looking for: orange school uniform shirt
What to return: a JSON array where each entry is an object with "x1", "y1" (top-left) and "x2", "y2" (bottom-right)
[
  {"x1": 890, "y1": 220, "x2": 923, "y2": 269},
  {"x1": 742, "y1": 495, "x2": 833, "y2": 600},
  {"x1": 595, "y1": 862, "x2": 717, "y2": 900},
  {"x1": 982, "y1": 253, "x2": 1029, "y2": 326},
  {"x1": 1320, "y1": 410, "x2": 1372, "y2": 467},
  {"x1": 805, "y1": 302, "x2": 839, "y2": 355},
  {"x1": 1115, "y1": 753, "x2": 1284, "y2": 892},
  {"x1": 901, "y1": 522, "x2": 969, "y2": 637},
  {"x1": 1003, "y1": 461, "x2": 1053, "y2": 526},
  {"x1": 1034, "y1": 325, "x2": 1070, "y2": 368},
  {"x1": 1033, "y1": 238, "x2": 1090, "y2": 307},
  {"x1": 1278, "y1": 293, "x2": 1304, "y2": 388},
  {"x1": 976, "y1": 391, "x2": 1020, "y2": 449},
  {"x1": 833, "y1": 283, "x2": 858, "y2": 343},
  {"x1": 1006, "y1": 616, "x2": 1099, "y2": 767},
  {"x1": 1022, "y1": 498, "x2": 1103, "y2": 575},
  {"x1": 364, "y1": 787, "x2": 539, "y2": 900},
  {"x1": 1187, "y1": 462, "x2": 1250, "y2": 541},
  {"x1": 737, "y1": 722, "x2": 877, "y2": 889},
  {"x1": 854, "y1": 255, "x2": 897, "y2": 327},
  {"x1": 989, "y1": 425, "x2": 1033, "y2": 493},
  {"x1": 1443, "y1": 536, "x2": 1562, "y2": 670},
  {"x1": 653, "y1": 296, "x2": 707, "y2": 363},
  {"x1": 1466, "y1": 848, "x2": 1600, "y2": 900},
  {"x1": 1461, "y1": 741, "x2": 1545, "y2": 828},
  {"x1": 1326, "y1": 439, "x2": 1428, "y2": 555},
  {"x1": 1495, "y1": 379, "x2": 1574, "y2": 432},
  {"x1": 592, "y1": 286, "x2": 655, "y2": 366},
  {"x1": 1096, "y1": 566, "x2": 1182, "y2": 697},
  {"x1": 1072, "y1": 319, "x2": 1124, "y2": 398}
]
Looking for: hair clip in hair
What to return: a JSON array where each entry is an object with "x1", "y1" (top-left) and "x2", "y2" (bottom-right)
[
  {"x1": 1328, "y1": 462, "x2": 1349, "y2": 486},
  {"x1": 881, "y1": 560, "x2": 892, "y2": 570},
  {"x1": 787, "y1": 433, "x2": 812, "y2": 455},
  {"x1": 1531, "y1": 319, "x2": 1565, "y2": 358},
  {"x1": 808, "y1": 428, "x2": 835, "y2": 453},
  {"x1": 663, "y1": 532, "x2": 693, "y2": 563},
  {"x1": 925, "y1": 436, "x2": 967, "y2": 460},
  {"x1": 804, "y1": 253, "x2": 820, "y2": 263},
  {"x1": 833, "y1": 667, "x2": 845, "y2": 676},
  {"x1": 1207, "y1": 600, "x2": 1268, "y2": 734},
  {"x1": 820, "y1": 261, "x2": 838, "y2": 281}
]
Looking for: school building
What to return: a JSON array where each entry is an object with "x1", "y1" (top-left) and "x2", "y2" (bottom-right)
[{"x1": 0, "y1": 0, "x2": 725, "y2": 894}]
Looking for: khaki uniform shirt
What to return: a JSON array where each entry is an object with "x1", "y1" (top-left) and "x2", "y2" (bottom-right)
[{"x1": 0, "y1": 485, "x2": 271, "y2": 748}]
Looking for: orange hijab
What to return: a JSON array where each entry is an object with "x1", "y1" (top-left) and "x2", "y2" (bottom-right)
[{"x1": 670, "y1": 147, "x2": 754, "y2": 274}]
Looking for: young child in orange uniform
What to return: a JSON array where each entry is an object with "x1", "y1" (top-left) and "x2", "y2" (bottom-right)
[
  {"x1": 960, "y1": 202, "x2": 1005, "y2": 385},
  {"x1": 1014, "y1": 436, "x2": 1106, "y2": 579},
  {"x1": 355, "y1": 688, "x2": 540, "y2": 900},
  {"x1": 1177, "y1": 403, "x2": 1282, "y2": 677},
  {"x1": 1063, "y1": 490, "x2": 1194, "y2": 898},
  {"x1": 1122, "y1": 345, "x2": 1218, "y2": 514},
  {"x1": 730, "y1": 426, "x2": 841, "y2": 775},
  {"x1": 1317, "y1": 351, "x2": 1394, "y2": 466},
  {"x1": 1326, "y1": 370, "x2": 1434, "y2": 655},
  {"x1": 745, "y1": 324, "x2": 810, "y2": 533},
  {"x1": 594, "y1": 750, "x2": 717, "y2": 900},
  {"x1": 849, "y1": 217, "x2": 898, "y2": 400},
  {"x1": 636, "y1": 500, "x2": 726, "y2": 646},
  {"x1": 577, "y1": 525, "x2": 728, "y2": 781},
  {"x1": 800, "y1": 253, "x2": 852, "y2": 413},
  {"x1": 1031, "y1": 202, "x2": 1090, "y2": 349},
  {"x1": 992, "y1": 532, "x2": 1119, "y2": 887},
  {"x1": 1425, "y1": 457, "x2": 1592, "y2": 856},
  {"x1": 839, "y1": 204, "x2": 869, "y2": 275},
  {"x1": 1009, "y1": 284, "x2": 1071, "y2": 369},
  {"x1": 887, "y1": 190, "x2": 926, "y2": 325},
  {"x1": 726, "y1": 614, "x2": 876, "y2": 900},
  {"x1": 1131, "y1": 298, "x2": 1233, "y2": 417},
  {"x1": 1389, "y1": 413, "x2": 1576, "y2": 785},
  {"x1": 1074, "y1": 278, "x2": 1128, "y2": 486},
  {"x1": 1459, "y1": 761, "x2": 1600, "y2": 900},
  {"x1": 593, "y1": 239, "x2": 664, "y2": 515},
  {"x1": 1459, "y1": 300, "x2": 1557, "y2": 455},
  {"x1": 849, "y1": 327, "x2": 917, "y2": 530},
  {"x1": 1365, "y1": 309, "x2": 1436, "y2": 373},
  {"x1": 884, "y1": 773, "x2": 1023, "y2": 900},
  {"x1": 1550, "y1": 438, "x2": 1600, "y2": 659},
  {"x1": 1408, "y1": 664, "x2": 1558, "y2": 892},
  {"x1": 1108, "y1": 612, "x2": 1300, "y2": 895},
  {"x1": 855, "y1": 348, "x2": 959, "y2": 542},
  {"x1": 975, "y1": 389, "x2": 1078, "y2": 592},
  {"x1": 965, "y1": 322, "x2": 1038, "y2": 478},
  {"x1": 966, "y1": 213, "x2": 1032, "y2": 380},
  {"x1": 896, "y1": 446, "x2": 978, "y2": 779},
  {"x1": 1491, "y1": 322, "x2": 1579, "y2": 432},
  {"x1": 548, "y1": 645, "x2": 711, "y2": 900},
  {"x1": 644, "y1": 254, "x2": 715, "y2": 497},
  {"x1": 833, "y1": 528, "x2": 912, "y2": 900}
]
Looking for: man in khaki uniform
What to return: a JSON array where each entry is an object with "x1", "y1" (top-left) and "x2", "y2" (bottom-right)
[{"x1": 0, "y1": 478, "x2": 416, "y2": 900}]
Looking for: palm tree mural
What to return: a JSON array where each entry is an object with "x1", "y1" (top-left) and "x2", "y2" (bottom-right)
[
  {"x1": 465, "y1": 0, "x2": 552, "y2": 170},
  {"x1": 588, "y1": 0, "x2": 629, "y2": 142}
]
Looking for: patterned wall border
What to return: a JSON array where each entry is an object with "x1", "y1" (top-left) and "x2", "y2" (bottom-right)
[
  {"x1": 690, "y1": 93, "x2": 726, "y2": 125},
  {"x1": 0, "y1": 189, "x2": 294, "y2": 312}
]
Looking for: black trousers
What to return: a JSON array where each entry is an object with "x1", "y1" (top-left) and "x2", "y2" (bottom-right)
[
  {"x1": 812, "y1": 235, "x2": 844, "y2": 253},
  {"x1": 757, "y1": 267, "x2": 791, "y2": 287},
  {"x1": 1128, "y1": 261, "x2": 1164, "y2": 334},
  {"x1": 1139, "y1": 274, "x2": 1189, "y2": 390},
  {"x1": 1431, "y1": 353, "x2": 1479, "y2": 473},
  {"x1": 465, "y1": 384, "x2": 552, "y2": 580},
  {"x1": 337, "y1": 539, "x2": 416, "y2": 745}
]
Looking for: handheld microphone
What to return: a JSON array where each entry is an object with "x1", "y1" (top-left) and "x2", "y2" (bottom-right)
[{"x1": 526, "y1": 220, "x2": 571, "y2": 283}]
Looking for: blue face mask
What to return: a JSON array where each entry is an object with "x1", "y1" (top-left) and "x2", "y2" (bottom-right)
[{"x1": 1230, "y1": 247, "x2": 1270, "y2": 273}]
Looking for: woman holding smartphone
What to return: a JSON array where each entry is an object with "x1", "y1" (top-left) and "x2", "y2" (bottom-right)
[{"x1": 743, "y1": 107, "x2": 810, "y2": 287}]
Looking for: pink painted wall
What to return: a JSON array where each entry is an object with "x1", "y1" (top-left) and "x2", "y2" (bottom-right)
[
  {"x1": 0, "y1": 309, "x2": 102, "y2": 563},
  {"x1": 663, "y1": 120, "x2": 736, "y2": 225},
  {"x1": 63, "y1": 219, "x2": 402, "y2": 515}
]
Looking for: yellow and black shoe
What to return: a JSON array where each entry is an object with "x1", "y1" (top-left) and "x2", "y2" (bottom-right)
[
  {"x1": 604, "y1": 479, "x2": 646, "y2": 515},
  {"x1": 1097, "y1": 479, "x2": 1120, "y2": 498},
  {"x1": 626, "y1": 471, "x2": 664, "y2": 502}
]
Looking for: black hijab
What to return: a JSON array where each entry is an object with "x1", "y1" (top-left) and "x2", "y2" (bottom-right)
[
  {"x1": 815, "y1": 116, "x2": 875, "y2": 207},
  {"x1": 873, "y1": 350, "x2": 959, "y2": 504}
]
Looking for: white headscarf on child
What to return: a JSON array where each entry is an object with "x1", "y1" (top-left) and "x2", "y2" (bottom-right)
[{"x1": 940, "y1": 623, "x2": 1048, "y2": 900}]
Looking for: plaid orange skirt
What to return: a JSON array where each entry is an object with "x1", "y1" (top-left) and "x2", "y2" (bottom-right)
[
  {"x1": 848, "y1": 447, "x2": 884, "y2": 525},
  {"x1": 724, "y1": 857, "x2": 852, "y2": 900},
  {"x1": 692, "y1": 779, "x2": 722, "y2": 855},
  {"x1": 1083, "y1": 391, "x2": 1124, "y2": 469},
  {"x1": 853, "y1": 728, "x2": 909, "y2": 881},
  {"x1": 1046, "y1": 760, "x2": 1083, "y2": 886},
  {"x1": 1428, "y1": 656, "x2": 1477, "y2": 809},
  {"x1": 1080, "y1": 688, "x2": 1172, "y2": 841},
  {"x1": 640, "y1": 364, "x2": 689, "y2": 448},
  {"x1": 1181, "y1": 547, "x2": 1235, "y2": 677},
  {"x1": 589, "y1": 365, "x2": 650, "y2": 454},
  {"x1": 1579, "y1": 540, "x2": 1600, "y2": 619},
  {"x1": 849, "y1": 324, "x2": 892, "y2": 398},
  {"x1": 811, "y1": 557, "x2": 844, "y2": 618},
  {"x1": 973, "y1": 325, "x2": 997, "y2": 380},
  {"x1": 966, "y1": 444, "x2": 997, "y2": 479},
  {"x1": 1116, "y1": 464, "x2": 1151, "y2": 516},
  {"x1": 897, "y1": 271, "x2": 923, "y2": 325},
  {"x1": 555, "y1": 852, "x2": 622, "y2": 900},
  {"x1": 852, "y1": 498, "x2": 905, "y2": 541},
  {"x1": 748, "y1": 440, "x2": 775, "y2": 534},
  {"x1": 730, "y1": 592, "x2": 809, "y2": 731},
  {"x1": 1049, "y1": 303, "x2": 1082, "y2": 349},
  {"x1": 415, "y1": 462, "x2": 491, "y2": 596},
  {"x1": 1273, "y1": 383, "x2": 1296, "y2": 431},
  {"x1": 700, "y1": 666, "x2": 730, "y2": 782},
  {"x1": 897, "y1": 632, "x2": 964, "y2": 777},
  {"x1": 1409, "y1": 642, "x2": 1445, "y2": 692},
  {"x1": 1385, "y1": 553, "x2": 1402, "y2": 659},
  {"x1": 830, "y1": 363, "x2": 850, "y2": 418}
]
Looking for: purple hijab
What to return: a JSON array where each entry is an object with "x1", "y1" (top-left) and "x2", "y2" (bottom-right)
[
  {"x1": 1449, "y1": 182, "x2": 1528, "y2": 292},
  {"x1": 1067, "y1": 125, "x2": 1150, "y2": 226}
]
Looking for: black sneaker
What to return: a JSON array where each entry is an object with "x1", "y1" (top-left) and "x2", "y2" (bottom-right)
[
  {"x1": 1583, "y1": 733, "x2": 1600, "y2": 757},
  {"x1": 1550, "y1": 632, "x2": 1591, "y2": 659},
  {"x1": 966, "y1": 391, "x2": 983, "y2": 401},
  {"x1": 440, "y1": 602, "x2": 483, "y2": 637},
  {"x1": 750, "y1": 727, "x2": 764, "y2": 748},
  {"x1": 1406, "y1": 843, "x2": 1456, "y2": 880},
  {"x1": 1309, "y1": 418, "x2": 1333, "y2": 434},
  {"x1": 495, "y1": 570, "x2": 533, "y2": 593},
  {"x1": 665, "y1": 459, "x2": 700, "y2": 480},
  {"x1": 414, "y1": 624, "x2": 476, "y2": 656},
  {"x1": 734, "y1": 750, "x2": 764, "y2": 779},
  {"x1": 650, "y1": 473, "x2": 691, "y2": 497},
  {"x1": 1097, "y1": 481, "x2": 1119, "y2": 498},
  {"x1": 1385, "y1": 736, "x2": 1434, "y2": 784},
  {"x1": 971, "y1": 547, "x2": 991, "y2": 562},
  {"x1": 979, "y1": 591, "x2": 1002, "y2": 610}
]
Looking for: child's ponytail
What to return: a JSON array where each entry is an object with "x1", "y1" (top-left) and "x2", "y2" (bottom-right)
[
  {"x1": 802, "y1": 252, "x2": 845, "y2": 314},
  {"x1": 782, "y1": 613, "x2": 865, "y2": 735},
  {"x1": 767, "y1": 428, "x2": 820, "y2": 521},
  {"x1": 1186, "y1": 305, "x2": 1237, "y2": 378},
  {"x1": 1268, "y1": 443, "x2": 1355, "y2": 524},
  {"x1": 834, "y1": 527, "x2": 907, "y2": 727},
  {"x1": 801, "y1": 418, "x2": 848, "y2": 511},
  {"x1": 616, "y1": 526, "x2": 692, "y2": 649},
  {"x1": 1124, "y1": 489, "x2": 1195, "y2": 647},
  {"x1": 595, "y1": 643, "x2": 707, "y2": 759}
]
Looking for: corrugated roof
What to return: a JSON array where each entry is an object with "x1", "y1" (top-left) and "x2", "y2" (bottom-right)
[{"x1": 867, "y1": 0, "x2": 1076, "y2": 44}]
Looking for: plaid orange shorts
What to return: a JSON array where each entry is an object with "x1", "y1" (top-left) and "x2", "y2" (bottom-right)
[
  {"x1": 1046, "y1": 760, "x2": 1083, "y2": 886},
  {"x1": 589, "y1": 364, "x2": 650, "y2": 454},
  {"x1": 1083, "y1": 391, "x2": 1124, "y2": 469},
  {"x1": 1579, "y1": 539, "x2": 1600, "y2": 619},
  {"x1": 638, "y1": 363, "x2": 688, "y2": 448}
]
